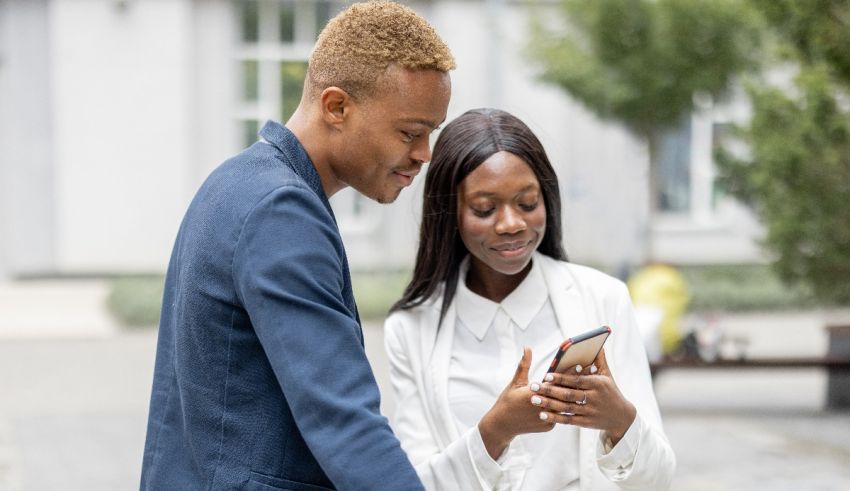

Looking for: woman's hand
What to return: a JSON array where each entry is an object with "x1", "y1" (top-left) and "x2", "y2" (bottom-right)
[
  {"x1": 478, "y1": 347, "x2": 556, "y2": 459},
  {"x1": 531, "y1": 349, "x2": 636, "y2": 445}
]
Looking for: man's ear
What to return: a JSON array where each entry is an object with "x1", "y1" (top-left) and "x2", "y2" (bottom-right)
[{"x1": 319, "y1": 87, "x2": 352, "y2": 128}]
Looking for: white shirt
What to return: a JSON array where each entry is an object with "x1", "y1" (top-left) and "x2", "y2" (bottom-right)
[{"x1": 448, "y1": 258, "x2": 640, "y2": 490}]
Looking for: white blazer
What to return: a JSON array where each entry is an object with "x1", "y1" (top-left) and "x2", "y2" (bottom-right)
[{"x1": 384, "y1": 254, "x2": 675, "y2": 490}]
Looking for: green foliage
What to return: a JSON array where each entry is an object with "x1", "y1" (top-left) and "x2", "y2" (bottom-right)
[
  {"x1": 717, "y1": 67, "x2": 850, "y2": 304},
  {"x1": 750, "y1": 0, "x2": 850, "y2": 84},
  {"x1": 106, "y1": 275, "x2": 165, "y2": 328},
  {"x1": 716, "y1": 1, "x2": 850, "y2": 304},
  {"x1": 530, "y1": 0, "x2": 762, "y2": 136}
]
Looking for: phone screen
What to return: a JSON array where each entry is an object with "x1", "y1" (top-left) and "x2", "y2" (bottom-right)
[{"x1": 546, "y1": 325, "x2": 612, "y2": 376}]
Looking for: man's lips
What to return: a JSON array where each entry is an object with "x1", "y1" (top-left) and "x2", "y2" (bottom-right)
[
  {"x1": 394, "y1": 168, "x2": 421, "y2": 179},
  {"x1": 393, "y1": 168, "x2": 421, "y2": 187}
]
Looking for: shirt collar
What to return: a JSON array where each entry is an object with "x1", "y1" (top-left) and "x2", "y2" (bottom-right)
[{"x1": 456, "y1": 256, "x2": 548, "y2": 341}]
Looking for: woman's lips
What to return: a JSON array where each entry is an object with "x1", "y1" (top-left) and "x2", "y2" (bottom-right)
[{"x1": 492, "y1": 240, "x2": 532, "y2": 257}]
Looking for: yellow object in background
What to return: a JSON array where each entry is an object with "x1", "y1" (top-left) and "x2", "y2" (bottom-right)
[{"x1": 628, "y1": 264, "x2": 690, "y2": 355}]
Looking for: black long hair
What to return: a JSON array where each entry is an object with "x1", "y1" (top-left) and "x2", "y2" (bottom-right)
[{"x1": 391, "y1": 108, "x2": 567, "y2": 324}]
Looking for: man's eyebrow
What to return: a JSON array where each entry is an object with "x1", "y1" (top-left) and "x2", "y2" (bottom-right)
[{"x1": 400, "y1": 118, "x2": 443, "y2": 130}]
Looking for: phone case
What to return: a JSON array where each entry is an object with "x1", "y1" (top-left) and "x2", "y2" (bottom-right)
[{"x1": 547, "y1": 325, "x2": 612, "y2": 375}]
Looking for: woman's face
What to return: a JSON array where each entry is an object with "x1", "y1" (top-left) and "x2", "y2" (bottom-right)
[{"x1": 457, "y1": 151, "x2": 546, "y2": 279}]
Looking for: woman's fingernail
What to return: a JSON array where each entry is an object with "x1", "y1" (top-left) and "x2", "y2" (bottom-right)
[
  {"x1": 575, "y1": 365, "x2": 583, "y2": 373},
  {"x1": 531, "y1": 395, "x2": 542, "y2": 406},
  {"x1": 539, "y1": 412, "x2": 549, "y2": 421},
  {"x1": 530, "y1": 382, "x2": 540, "y2": 392},
  {"x1": 590, "y1": 364, "x2": 598, "y2": 374},
  {"x1": 544, "y1": 373, "x2": 554, "y2": 382}
]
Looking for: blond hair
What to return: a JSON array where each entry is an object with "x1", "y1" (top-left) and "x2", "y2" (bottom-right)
[{"x1": 308, "y1": 1, "x2": 455, "y2": 99}]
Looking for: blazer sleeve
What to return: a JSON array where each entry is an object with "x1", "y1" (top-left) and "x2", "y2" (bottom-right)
[
  {"x1": 600, "y1": 281, "x2": 676, "y2": 490},
  {"x1": 384, "y1": 314, "x2": 502, "y2": 491},
  {"x1": 233, "y1": 184, "x2": 423, "y2": 491}
]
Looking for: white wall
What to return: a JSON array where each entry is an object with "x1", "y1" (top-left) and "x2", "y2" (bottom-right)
[
  {"x1": 50, "y1": 0, "x2": 194, "y2": 272},
  {"x1": 188, "y1": 0, "x2": 240, "y2": 184},
  {"x1": 0, "y1": 0, "x2": 56, "y2": 277}
]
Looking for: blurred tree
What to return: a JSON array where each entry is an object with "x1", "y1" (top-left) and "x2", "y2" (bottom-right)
[
  {"x1": 529, "y1": 0, "x2": 761, "y2": 235},
  {"x1": 716, "y1": 0, "x2": 850, "y2": 303}
]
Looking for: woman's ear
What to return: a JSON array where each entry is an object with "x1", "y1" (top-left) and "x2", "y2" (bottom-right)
[{"x1": 319, "y1": 87, "x2": 351, "y2": 128}]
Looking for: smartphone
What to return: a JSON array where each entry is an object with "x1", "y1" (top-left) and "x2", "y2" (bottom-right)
[{"x1": 546, "y1": 325, "x2": 612, "y2": 376}]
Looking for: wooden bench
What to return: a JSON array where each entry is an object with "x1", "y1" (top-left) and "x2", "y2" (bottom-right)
[{"x1": 649, "y1": 356, "x2": 850, "y2": 409}]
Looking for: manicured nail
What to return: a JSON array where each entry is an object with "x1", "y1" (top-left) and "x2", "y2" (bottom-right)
[
  {"x1": 544, "y1": 373, "x2": 554, "y2": 382},
  {"x1": 530, "y1": 382, "x2": 540, "y2": 392},
  {"x1": 531, "y1": 395, "x2": 542, "y2": 406},
  {"x1": 575, "y1": 365, "x2": 583, "y2": 373},
  {"x1": 590, "y1": 364, "x2": 598, "y2": 374},
  {"x1": 539, "y1": 412, "x2": 549, "y2": 421}
]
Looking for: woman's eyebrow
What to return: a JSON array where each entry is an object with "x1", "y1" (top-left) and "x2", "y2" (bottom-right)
[{"x1": 468, "y1": 184, "x2": 537, "y2": 197}]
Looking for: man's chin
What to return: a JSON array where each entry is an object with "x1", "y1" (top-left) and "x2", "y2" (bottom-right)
[{"x1": 373, "y1": 187, "x2": 403, "y2": 204}]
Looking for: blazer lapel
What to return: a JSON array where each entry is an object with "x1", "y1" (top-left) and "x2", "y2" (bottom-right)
[
  {"x1": 539, "y1": 254, "x2": 588, "y2": 340},
  {"x1": 540, "y1": 255, "x2": 608, "y2": 490},
  {"x1": 421, "y1": 299, "x2": 461, "y2": 448}
]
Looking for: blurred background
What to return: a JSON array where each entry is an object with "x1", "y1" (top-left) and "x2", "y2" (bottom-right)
[{"x1": 1, "y1": 0, "x2": 849, "y2": 489}]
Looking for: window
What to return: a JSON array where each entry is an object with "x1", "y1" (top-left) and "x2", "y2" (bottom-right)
[
  {"x1": 656, "y1": 116, "x2": 692, "y2": 213},
  {"x1": 654, "y1": 113, "x2": 724, "y2": 223},
  {"x1": 235, "y1": 0, "x2": 345, "y2": 148},
  {"x1": 234, "y1": 0, "x2": 378, "y2": 232}
]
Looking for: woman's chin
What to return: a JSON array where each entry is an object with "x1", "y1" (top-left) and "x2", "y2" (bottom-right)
[{"x1": 485, "y1": 253, "x2": 533, "y2": 277}]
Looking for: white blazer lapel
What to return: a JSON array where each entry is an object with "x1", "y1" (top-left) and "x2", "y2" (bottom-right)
[
  {"x1": 539, "y1": 254, "x2": 589, "y2": 340},
  {"x1": 423, "y1": 300, "x2": 462, "y2": 447},
  {"x1": 539, "y1": 254, "x2": 606, "y2": 490}
]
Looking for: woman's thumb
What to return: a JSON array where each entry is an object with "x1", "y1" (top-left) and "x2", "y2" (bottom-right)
[{"x1": 511, "y1": 347, "x2": 532, "y2": 385}]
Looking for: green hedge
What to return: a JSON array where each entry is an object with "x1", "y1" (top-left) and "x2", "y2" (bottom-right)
[
  {"x1": 106, "y1": 275, "x2": 165, "y2": 328},
  {"x1": 105, "y1": 271, "x2": 411, "y2": 328},
  {"x1": 677, "y1": 264, "x2": 820, "y2": 312},
  {"x1": 106, "y1": 264, "x2": 833, "y2": 328}
]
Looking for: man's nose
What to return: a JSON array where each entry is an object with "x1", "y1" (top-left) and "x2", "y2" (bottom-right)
[{"x1": 410, "y1": 137, "x2": 431, "y2": 164}]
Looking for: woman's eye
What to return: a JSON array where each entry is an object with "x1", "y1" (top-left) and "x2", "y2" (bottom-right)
[
  {"x1": 520, "y1": 202, "x2": 539, "y2": 212},
  {"x1": 472, "y1": 208, "x2": 494, "y2": 218}
]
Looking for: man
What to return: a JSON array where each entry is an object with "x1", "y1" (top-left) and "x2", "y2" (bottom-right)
[{"x1": 140, "y1": 2, "x2": 454, "y2": 489}]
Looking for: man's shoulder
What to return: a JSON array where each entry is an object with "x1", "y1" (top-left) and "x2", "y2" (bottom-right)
[
  {"x1": 200, "y1": 143, "x2": 320, "y2": 211},
  {"x1": 216, "y1": 142, "x2": 303, "y2": 188}
]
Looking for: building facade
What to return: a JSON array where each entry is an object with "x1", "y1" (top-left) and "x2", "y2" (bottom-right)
[{"x1": 0, "y1": 0, "x2": 764, "y2": 280}]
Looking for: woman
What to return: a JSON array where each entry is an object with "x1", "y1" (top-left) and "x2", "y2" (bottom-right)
[{"x1": 384, "y1": 108, "x2": 675, "y2": 490}]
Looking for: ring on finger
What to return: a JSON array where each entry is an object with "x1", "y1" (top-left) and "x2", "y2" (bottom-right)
[{"x1": 576, "y1": 391, "x2": 588, "y2": 405}]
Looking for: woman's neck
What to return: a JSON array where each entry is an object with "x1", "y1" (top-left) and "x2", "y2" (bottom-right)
[{"x1": 465, "y1": 259, "x2": 532, "y2": 303}]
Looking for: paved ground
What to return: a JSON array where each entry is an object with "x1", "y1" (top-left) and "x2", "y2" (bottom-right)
[{"x1": 1, "y1": 280, "x2": 849, "y2": 490}]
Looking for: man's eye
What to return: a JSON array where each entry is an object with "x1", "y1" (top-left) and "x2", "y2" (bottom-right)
[{"x1": 401, "y1": 131, "x2": 417, "y2": 143}]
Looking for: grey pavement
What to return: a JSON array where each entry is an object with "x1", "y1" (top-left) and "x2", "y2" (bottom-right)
[{"x1": 1, "y1": 280, "x2": 850, "y2": 490}]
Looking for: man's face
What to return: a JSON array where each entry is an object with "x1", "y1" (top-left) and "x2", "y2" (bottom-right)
[{"x1": 333, "y1": 66, "x2": 451, "y2": 204}]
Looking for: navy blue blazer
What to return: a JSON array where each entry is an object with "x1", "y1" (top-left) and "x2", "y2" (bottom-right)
[{"x1": 141, "y1": 121, "x2": 423, "y2": 490}]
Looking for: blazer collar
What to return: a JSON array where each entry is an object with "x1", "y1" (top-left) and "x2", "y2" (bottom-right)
[{"x1": 258, "y1": 121, "x2": 335, "y2": 220}]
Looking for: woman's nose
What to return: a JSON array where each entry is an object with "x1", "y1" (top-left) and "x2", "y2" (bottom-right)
[{"x1": 495, "y1": 207, "x2": 526, "y2": 235}]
